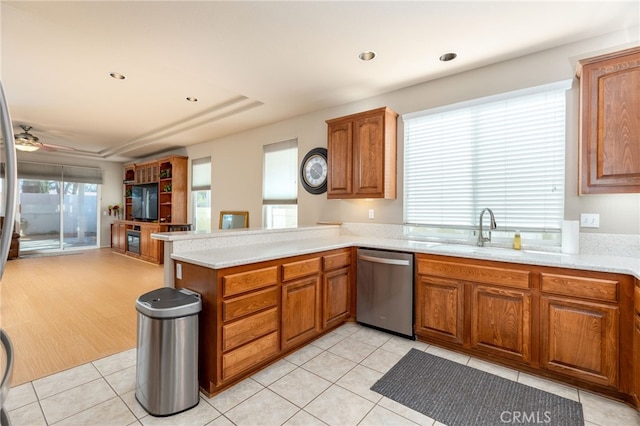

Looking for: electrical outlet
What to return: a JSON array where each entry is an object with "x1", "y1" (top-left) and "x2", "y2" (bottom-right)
[
  {"x1": 580, "y1": 213, "x2": 600, "y2": 228},
  {"x1": 368, "y1": 209, "x2": 375, "y2": 219},
  {"x1": 176, "y1": 263, "x2": 182, "y2": 280}
]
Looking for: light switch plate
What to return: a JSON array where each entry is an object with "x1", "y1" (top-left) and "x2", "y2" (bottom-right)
[{"x1": 580, "y1": 213, "x2": 600, "y2": 228}]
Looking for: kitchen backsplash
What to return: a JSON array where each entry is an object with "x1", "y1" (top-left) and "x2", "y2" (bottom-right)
[
  {"x1": 339, "y1": 222, "x2": 406, "y2": 240},
  {"x1": 339, "y1": 222, "x2": 640, "y2": 259},
  {"x1": 579, "y1": 232, "x2": 640, "y2": 258}
]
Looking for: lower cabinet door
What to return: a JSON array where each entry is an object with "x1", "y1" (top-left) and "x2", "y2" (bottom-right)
[
  {"x1": 281, "y1": 276, "x2": 321, "y2": 350},
  {"x1": 112, "y1": 223, "x2": 126, "y2": 253},
  {"x1": 323, "y1": 267, "x2": 351, "y2": 329},
  {"x1": 470, "y1": 284, "x2": 532, "y2": 363},
  {"x1": 541, "y1": 296, "x2": 619, "y2": 387},
  {"x1": 415, "y1": 275, "x2": 464, "y2": 345}
]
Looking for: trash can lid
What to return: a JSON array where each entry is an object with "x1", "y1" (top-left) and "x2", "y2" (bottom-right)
[{"x1": 136, "y1": 287, "x2": 202, "y2": 319}]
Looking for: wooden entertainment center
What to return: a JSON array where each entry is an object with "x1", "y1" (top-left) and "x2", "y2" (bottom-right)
[{"x1": 111, "y1": 155, "x2": 189, "y2": 264}]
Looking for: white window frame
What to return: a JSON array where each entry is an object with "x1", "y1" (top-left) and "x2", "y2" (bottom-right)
[
  {"x1": 262, "y1": 139, "x2": 298, "y2": 229},
  {"x1": 403, "y1": 80, "x2": 572, "y2": 247},
  {"x1": 191, "y1": 157, "x2": 211, "y2": 232}
]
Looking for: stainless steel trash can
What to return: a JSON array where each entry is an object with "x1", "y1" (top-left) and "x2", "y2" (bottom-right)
[{"x1": 135, "y1": 287, "x2": 201, "y2": 416}]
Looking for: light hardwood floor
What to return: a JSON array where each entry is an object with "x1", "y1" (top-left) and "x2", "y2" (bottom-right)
[{"x1": 0, "y1": 248, "x2": 163, "y2": 386}]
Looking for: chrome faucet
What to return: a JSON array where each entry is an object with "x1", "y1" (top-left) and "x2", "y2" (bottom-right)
[{"x1": 477, "y1": 208, "x2": 497, "y2": 246}]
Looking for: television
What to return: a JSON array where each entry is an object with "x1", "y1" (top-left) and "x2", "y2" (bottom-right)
[{"x1": 131, "y1": 183, "x2": 158, "y2": 222}]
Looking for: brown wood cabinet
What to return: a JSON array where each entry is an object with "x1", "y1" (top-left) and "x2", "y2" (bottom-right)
[
  {"x1": 415, "y1": 253, "x2": 636, "y2": 402},
  {"x1": 631, "y1": 281, "x2": 640, "y2": 406},
  {"x1": 174, "y1": 247, "x2": 355, "y2": 396},
  {"x1": 110, "y1": 222, "x2": 126, "y2": 254},
  {"x1": 326, "y1": 107, "x2": 398, "y2": 199},
  {"x1": 123, "y1": 155, "x2": 188, "y2": 223},
  {"x1": 281, "y1": 258, "x2": 322, "y2": 351},
  {"x1": 134, "y1": 162, "x2": 158, "y2": 184},
  {"x1": 111, "y1": 220, "x2": 189, "y2": 264},
  {"x1": 322, "y1": 249, "x2": 353, "y2": 329},
  {"x1": 540, "y1": 295, "x2": 618, "y2": 387},
  {"x1": 116, "y1": 155, "x2": 188, "y2": 263},
  {"x1": 415, "y1": 275, "x2": 464, "y2": 344},
  {"x1": 220, "y1": 265, "x2": 279, "y2": 382},
  {"x1": 470, "y1": 284, "x2": 532, "y2": 364},
  {"x1": 540, "y1": 272, "x2": 621, "y2": 388},
  {"x1": 634, "y1": 314, "x2": 640, "y2": 405},
  {"x1": 577, "y1": 46, "x2": 640, "y2": 194},
  {"x1": 415, "y1": 256, "x2": 532, "y2": 364},
  {"x1": 139, "y1": 224, "x2": 161, "y2": 263}
]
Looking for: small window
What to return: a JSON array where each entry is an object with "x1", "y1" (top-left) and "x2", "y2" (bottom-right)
[
  {"x1": 263, "y1": 139, "x2": 298, "y2": 228},
  {"x1": 191, "y1": 157, "x2": 211, "y2": 232}
]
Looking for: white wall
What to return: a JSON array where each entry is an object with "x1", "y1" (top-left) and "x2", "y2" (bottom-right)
[{"x1": 185, "y1": 29, "x2": 640, "y2": 236}]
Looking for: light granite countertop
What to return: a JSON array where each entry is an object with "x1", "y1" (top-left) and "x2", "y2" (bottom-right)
[{"x1": 170, "y1": 235, "x2": 640, "y2": 279}]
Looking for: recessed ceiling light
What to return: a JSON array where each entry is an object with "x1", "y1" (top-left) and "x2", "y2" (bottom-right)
[
  {"x1": 186, "y1": 97, "x2": 198, "y2": 102},
  {"x1": 439, "y1": 52, "x2": 457, "y2": 62},
  {"x1": 109, "y1": 72, "x2": 126, "y2": 80},
  {"x1": 359, "y1": 51, "x2": 376, "y2": 61}
]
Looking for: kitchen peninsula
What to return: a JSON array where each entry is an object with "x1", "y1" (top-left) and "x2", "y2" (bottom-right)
[{"x1": 153, "y1": 224, "x2": 640, "y2": 408}]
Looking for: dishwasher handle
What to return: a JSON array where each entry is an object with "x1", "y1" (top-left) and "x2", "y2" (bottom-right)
[{"x1": 358, "y1": 254, "x2": 411, "y2": 266}]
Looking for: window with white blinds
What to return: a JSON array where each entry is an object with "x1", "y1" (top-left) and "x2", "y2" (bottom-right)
[
  {"x1": 1, "y1": 161, "x2": 103, "y2": 184},
  {"x1": 191, "y1": 157, "x2": 211, "y2": 232},
  {"x1": 263, "y1": 139, "x2": 298, "y2": 228},
  {"x1": 191, "y1": 157, "x2": 211, "y2": 191},
  {"x1": 404, "y1": 80, "x2": 571, "y2": 238},
  {"x1": 263, "y1": 139, "x2": 298, "y2": 205}
]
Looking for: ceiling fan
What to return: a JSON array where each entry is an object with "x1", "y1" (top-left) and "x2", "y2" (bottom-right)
[{"x1": 14, "y1": 125, "x2": 76, "y2": 152}]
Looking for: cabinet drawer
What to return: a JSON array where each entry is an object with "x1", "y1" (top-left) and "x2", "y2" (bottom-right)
[
  {"x1": 222, "y1": 331, "x2": 279, "y2": 381},
  {"x1": 223, "y1": 266, "x2": 278, "y2": 297},
  {"x1": 223, "y1": 287, "x2": 278, "y2": 322},
  {"x1": 222, "y1": 307, "x2": 279, "y2": 352},
  {"x1": 323, "y1": 250, "x2": 351, "y2": 271},
  {"x1": 417, "y1": 258, "x2": 531, "y2": 289},
  {"x1": 282, "y1": 258, "x2": 321, "y2": 282},
  {"x1": 540, "y1": 273, "x2": 618, "y2": 302}
]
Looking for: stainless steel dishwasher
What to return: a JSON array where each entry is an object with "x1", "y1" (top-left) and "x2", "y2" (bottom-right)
[{"x1": 356, "y1": 248, "x2": 414, "y2": 338}]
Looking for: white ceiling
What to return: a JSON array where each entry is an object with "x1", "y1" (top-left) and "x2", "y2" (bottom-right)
[{"x1": 1, "y1": 1, "x2": 638, "y2": 162}]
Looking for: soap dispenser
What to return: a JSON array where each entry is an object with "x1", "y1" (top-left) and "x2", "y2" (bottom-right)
[{"x1": 513, "y1": 231, "x2": 522, "y2": 250}]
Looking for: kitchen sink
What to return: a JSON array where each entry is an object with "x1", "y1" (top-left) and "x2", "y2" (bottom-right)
[{"x1": 436, "y1": 244, "x2": 567, "y2": 259}]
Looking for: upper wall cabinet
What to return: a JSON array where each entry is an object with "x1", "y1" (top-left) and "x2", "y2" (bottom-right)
[
  {"x1": 326, "y1": 107, "x2": 398, "y2": 199},
  {"x1": 577, "y1": 46, "x2": 640, "y2": 194}
]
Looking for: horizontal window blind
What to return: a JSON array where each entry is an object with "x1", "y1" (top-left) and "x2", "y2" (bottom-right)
[
  {"x1": 1, "y1": 161, "x2": 103, "y2": 184},
  {"x1": 191, "y1": 157, "x2": 211, "y2": 191},
  {"x1": 263, "y1": 139, "x2": 298, "y2": 205},
  {"x1": 404, "y1": 81, "x2": 570, "y2": 232}
]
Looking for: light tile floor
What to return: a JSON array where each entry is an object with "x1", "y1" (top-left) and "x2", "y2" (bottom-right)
[{"x1": 5, "y1": 323, "x2": 640, "y2": 426}]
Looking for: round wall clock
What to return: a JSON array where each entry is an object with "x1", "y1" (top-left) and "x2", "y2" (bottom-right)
[{"x1": 300, "y1": 147, "x2": 328, "y2": 194}]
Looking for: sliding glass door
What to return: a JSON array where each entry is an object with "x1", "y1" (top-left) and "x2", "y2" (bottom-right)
[
  {"x1": 18, "y1": 179, "x2": 98, "y2": 252},
  {"x1": 19, "y1": 179, "x2": 62, "y2": 251},
  {"x1": 63, "y1": 182, "x2": 97, "y2": 248},
  {"x1": 1, "y1": 161, "x2": 103, "y2": 254}
]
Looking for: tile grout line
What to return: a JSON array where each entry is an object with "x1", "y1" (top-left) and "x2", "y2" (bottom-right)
[{"x1": 12, "y1": 324, "x2": 638, "y2": 426}]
